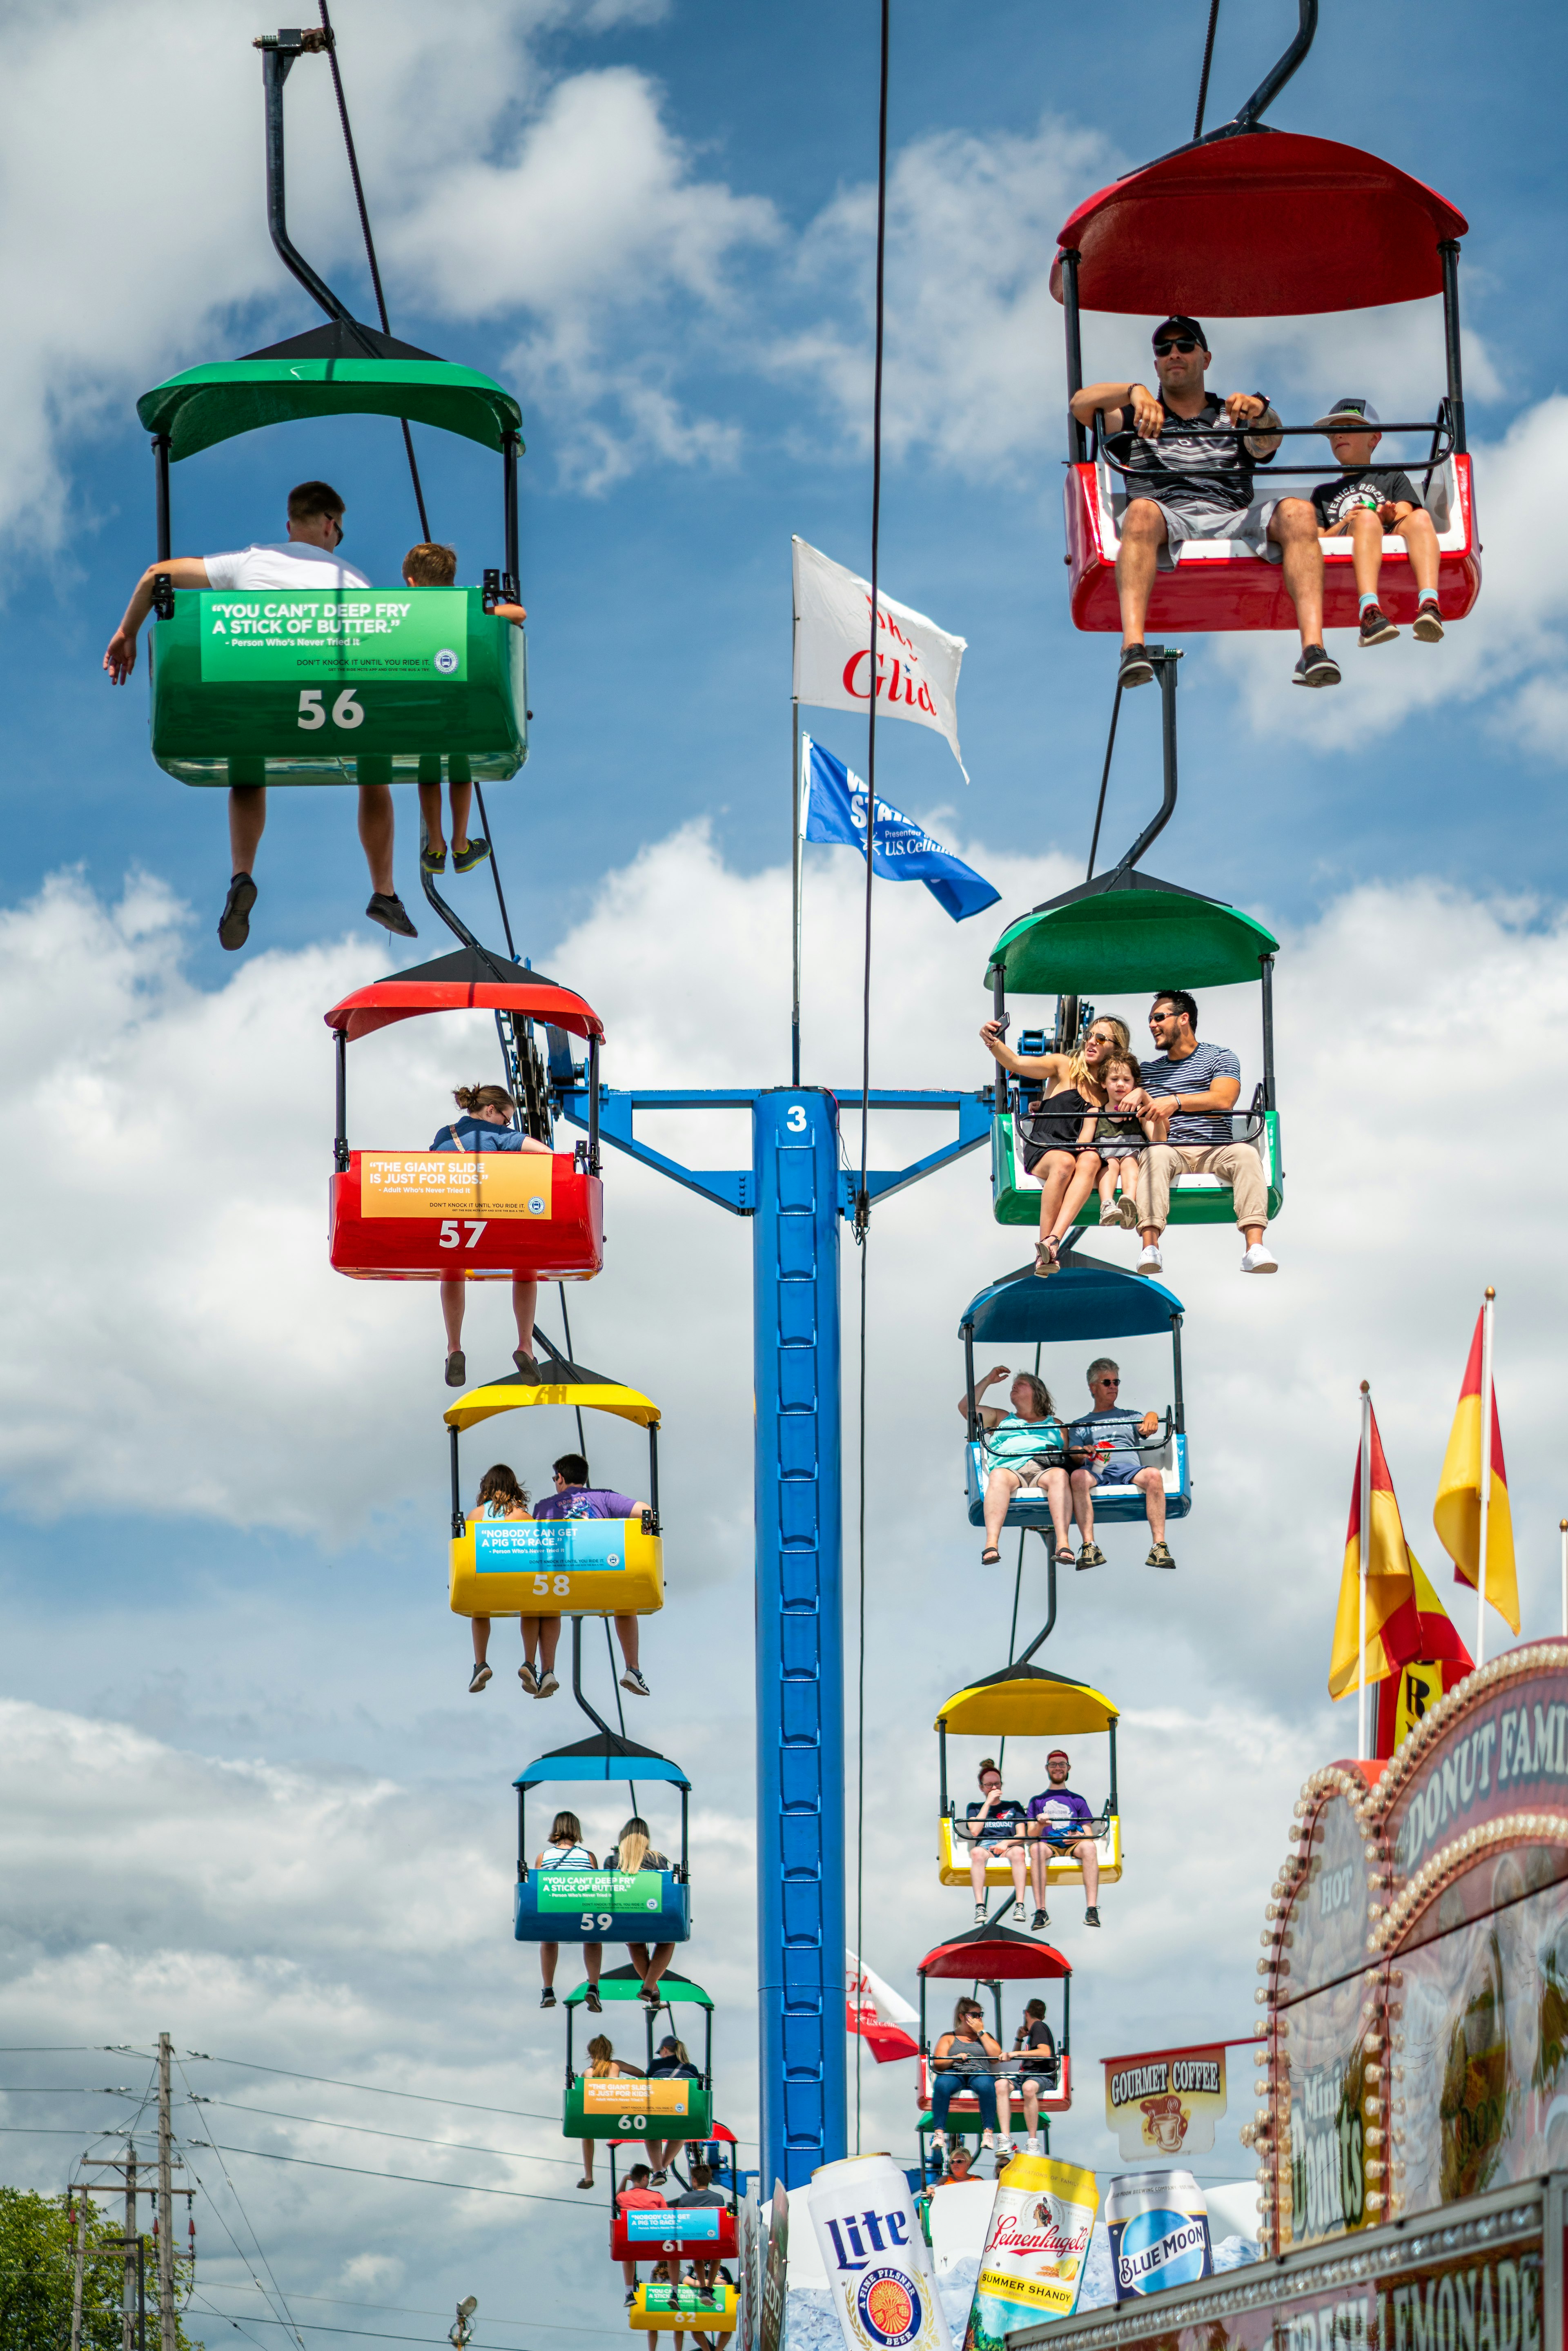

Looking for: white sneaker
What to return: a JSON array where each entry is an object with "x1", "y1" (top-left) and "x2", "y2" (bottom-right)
[
  {"x1": 1027, "y1": 2135, "x2": 1040, "y2": 2154},
  {"x1": 1136, "y1": 1242, "x2": 1162, "y2": 1277},
  {"x1": 1241, "y1": 1242, "x2": 1278, "y2": 1275}
]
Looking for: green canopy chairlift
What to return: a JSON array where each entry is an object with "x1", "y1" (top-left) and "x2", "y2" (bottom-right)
[
  {"x1": 134, "y1": 27, "x2": 527, "y2": 790},
  {"x1": 565, "y1": 1966, "x2": 715, "y2": 2145}
]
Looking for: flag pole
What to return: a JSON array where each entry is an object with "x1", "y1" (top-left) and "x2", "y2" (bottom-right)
[
  {"x1": 791, "y1": 691, "x2": 803, "y2": 1087},
  {"x1": 1358, "y1": 1380, "x2": 1371, "y2": 1761},
  {"x1": 1477, "y1": 1287, "x2": 1495, "y2": 1667},
  {"x1": 1560, "y1": 1518, "x2": 1566, "y2": 1640}
]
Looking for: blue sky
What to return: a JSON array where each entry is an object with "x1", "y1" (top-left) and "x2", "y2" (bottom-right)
[{"x1": 2, "y1": 2, "x2": 1566, "y2": 2344}]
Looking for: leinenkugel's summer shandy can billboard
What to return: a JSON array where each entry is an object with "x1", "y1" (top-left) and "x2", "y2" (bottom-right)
[
  {"x1": 808, "y1": 2153, "x2": 944, "y2": 2351},
  {"x1": 963, "y1": 2153, "x2": 1099, "y2": 2351},
  {"x1": 1105, "y1": 2169, "x2": 1212, "y2": 2302}
]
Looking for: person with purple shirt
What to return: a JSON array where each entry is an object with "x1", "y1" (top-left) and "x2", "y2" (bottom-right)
[
  {"x1": 525, "y1": 1452, "x2": 652, "y2": 1697},
  {"x1": 1025, "y1": 1749, "x2": 1101, "y2": 1932}
]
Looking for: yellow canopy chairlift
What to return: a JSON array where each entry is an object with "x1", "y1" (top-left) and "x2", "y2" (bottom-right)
[
  {"x1": 446, "y1": 1334, "x2": 663, "y2": 1620},
  {"x1": 935, "y1": 1663, "x2": 1121, "y2": 1900}
]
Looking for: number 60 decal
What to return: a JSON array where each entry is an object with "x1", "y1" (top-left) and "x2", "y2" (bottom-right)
[{"x1": 298, "y1": 688, "x2": 365, "y2": 730}]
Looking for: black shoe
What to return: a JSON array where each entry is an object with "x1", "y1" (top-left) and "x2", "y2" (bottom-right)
[
  {"x1": 1292, "y1": 643, "x2": 1341, "y2": 688},
  {"x1": 1030, "y1": 1908, "x2": 1049, "y2": 1932},
  {"x1": 1118, "y1": 643, "x2": 1155, "y2": 689},
  {"x1": 1412, "y1": 597, "x2": 1445, "y2": 644},
  {"x1": 445, "y1": 1350, "x2": 466, "y2": 1389},
  {"x1": 585, "y1": 1986, "x2": 602, "y2": 2012},
  {"x1": 420, "y1": 842, "x2": 447, "y2": 875},
  {"x1": 1076, "y1": 1543, "x2": 1105, "y2": 1570},
  {"x1": 1357, "y1": 604, "x2": 1399, "y2": 647},
  {"x1": 218, "y1": 872, "x2": 257, "y2": 952},
  {"x1": 625, "y1": 2290, "x2": 637, "y2": 2309},
  {"x1": 513, "y1": 1348, "x2": 543, "y2": 1379},
  {"x1": 453, "y1": 837, "x2": 491, "y2": 873},
  {"x1": 468, "y1": 1661, "x2": 492, "y2": 1693},
  {"x1": 1146, "y1": 1541, "x2": 1176, "y2": 1569},
  {"x1": 366, "y1": 891, "x2": 418, "y2": 937},
  {"x1": 1084, "y1": 1906, "x2": 1101, "y2": 1928},
  {"x1": 540, "y1": 1986, "x2": 557, "y2": 2008}
]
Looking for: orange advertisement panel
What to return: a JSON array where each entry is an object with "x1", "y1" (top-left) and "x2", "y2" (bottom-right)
[
  {"x1": 360, "y1": 1153, "x2": 555, "y2": 1221},
  {"x1": 583, "y1": 2079, "x2": 691, "y2": 2119}
]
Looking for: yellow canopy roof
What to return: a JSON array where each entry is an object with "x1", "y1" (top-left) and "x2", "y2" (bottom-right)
[
  {"x1": 935, "y1": 1668, "x2": 1118, "y2": 1737},
  {"x1": 444, "y1": 1379, "x2": 660, "y2": 1432}
]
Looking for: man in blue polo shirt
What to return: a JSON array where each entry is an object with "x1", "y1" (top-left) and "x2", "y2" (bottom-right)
[
  {"x1": 1122, "y1": 989, "x2": 1276, "y2": 1279},
  {"x1": 1070, "y1": 316, "x2": 1339, "y2": 691},
  {"x1": 1066, "y1": 1359, "x2": 1174, "y2": 1573}
]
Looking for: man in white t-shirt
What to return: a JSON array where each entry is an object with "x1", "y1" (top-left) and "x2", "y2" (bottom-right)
[{"x1": 103, "y1": 479, "x2": 418, "y2": 952}]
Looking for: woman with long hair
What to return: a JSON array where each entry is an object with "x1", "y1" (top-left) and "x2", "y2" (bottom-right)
[
  {"x1": 536, "y1": 1809, "x2": 604, "y2": 2014},
  {"x1": 578, "y1": 2033, "x2": 646, "y2": 2189},
  {"x1": 466, "y1": 1465, "x2": 533, "y2": 1693},
  {"x1": 611, "y1": 1816, "x2": 677, "y2": 2008},
  {"x1": 431, "y1": 1081, "x2": 551, "y2": 1388},
  {"x1": 978, "y1": 1015, "x2": 1131, "y2": 1272},
  {"x1": 958, "y1": 1367, "x2": 1077, "y2": 1567}
]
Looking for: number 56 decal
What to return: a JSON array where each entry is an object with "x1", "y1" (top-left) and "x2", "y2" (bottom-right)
[{"x1": 298, "y1": 689, "x2": 365, "y2": 730}]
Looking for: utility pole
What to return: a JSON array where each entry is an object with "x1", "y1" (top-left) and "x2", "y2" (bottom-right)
[
  {"x1": 123, "y1": 2144, "x2": 138, "y2": 2351},
  {"x1": 69, "y1": 2190, "x2": 87, "y2": 2351},
  {"x1": 157, "y1": 2035, "x2": 176, "y2": 2351}
]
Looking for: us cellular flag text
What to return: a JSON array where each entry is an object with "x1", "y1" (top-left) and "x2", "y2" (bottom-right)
[{"x1": 800, "y1": 736, "x2": 999, "y2": 923}]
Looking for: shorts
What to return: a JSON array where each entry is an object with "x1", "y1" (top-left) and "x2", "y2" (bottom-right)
[
  {"x1": 1131, "y1": 493, "x2": 1283, "y2": 569},
  {"x1": 1087, "y1": 1460, "x2": 1140, "y2": 1486},
  {"x1": 1097, "y1": 1141, "x2": 1143, "y2": 1161}
]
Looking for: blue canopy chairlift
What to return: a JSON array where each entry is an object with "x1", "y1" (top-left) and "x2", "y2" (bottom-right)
[
  {"x1": 984, "y1": 652, "x2": 1282, "y2": 1232},
  {"x1": 136, "y1": 28, "x2": 527, "y2": 790}
]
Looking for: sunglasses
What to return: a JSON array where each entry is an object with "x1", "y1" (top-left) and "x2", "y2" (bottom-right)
[{"x1": 1153, "y1": 337, "x2": 1199, "y2": 356}]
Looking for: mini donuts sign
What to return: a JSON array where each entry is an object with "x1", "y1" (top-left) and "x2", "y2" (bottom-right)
[{"x1": 1102, "y1": 2043, "x2": 1227, "y2": 2159}]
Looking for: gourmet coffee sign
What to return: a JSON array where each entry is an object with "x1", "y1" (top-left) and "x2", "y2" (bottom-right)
[{"x1": 1102, "y1": 2043, "x2": 1227, "y2": 2161}]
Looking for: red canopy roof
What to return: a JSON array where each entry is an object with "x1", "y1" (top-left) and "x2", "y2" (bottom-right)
[
  {"x1": 1050, "y1": 132, "x2": 1467, "y2": 318},
  {"x1": 325, "y1": 976, "x2": 603, "y2": 1044},
  {"x1": 918, "y1": 1928, "x2": 1070, "y2": 1983}
]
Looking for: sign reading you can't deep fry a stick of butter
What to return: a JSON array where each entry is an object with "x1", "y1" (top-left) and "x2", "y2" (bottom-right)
[{"x1": 360, "y1": 1153, "x2": 555, "y2": 1221}]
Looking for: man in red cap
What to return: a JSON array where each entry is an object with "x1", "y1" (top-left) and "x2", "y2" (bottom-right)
[
  {"x1": 1025, "y1": 1749, "x2": 1101, "y2": 1931},
  {"x1": 1071, "y1": 316, "x2": 1338, "y2": 690}
]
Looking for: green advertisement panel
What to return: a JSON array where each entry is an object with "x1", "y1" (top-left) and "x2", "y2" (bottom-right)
[
  {"x1": 536, "y1": 1869, "x2": 666, "y2": 1914},
  {"x1": 199, "y1": 590, "x2": 469, "y2": 681}
]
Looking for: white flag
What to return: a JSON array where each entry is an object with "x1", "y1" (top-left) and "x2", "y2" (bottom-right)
[
  {"x1": 792, "y1": 537, "x2": 969, "y2": 780},
  {"x1": 846, "y1": 1948, "x2": 919, "y2": 2062}
]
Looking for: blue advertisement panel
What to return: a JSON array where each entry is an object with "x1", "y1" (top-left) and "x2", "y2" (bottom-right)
[
  {"x1": 627, "y1": 2209, "x2": 722, "y2": 2243},
  {"x1": 474, "y1": 1520, "x2": 628, "y2": 1574}
]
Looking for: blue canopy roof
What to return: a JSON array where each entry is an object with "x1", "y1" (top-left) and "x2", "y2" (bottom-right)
[
  {"x1": 517, "y1": 1732, "x2": 690, "y2": 1791},
  {"x1": 959, "y1": 1263, "x2": 1183, "y2": 1344}
]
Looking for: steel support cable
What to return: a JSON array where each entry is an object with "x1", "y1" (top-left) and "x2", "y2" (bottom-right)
[
  {"x1": 1085, "y1": 679, "x2": 1124, "y2": 882},
  {"x1": 472, "y1": 781, "x2": 520, "y2": 962},
  {"x1": 315, "y1": 0, "x2": 430, "y2": 540},
  {"x1": 177, "y1": 2055, "x2": 305, "y2": 2351},
  {"x1": 1193, "y1": 0, "x2": 1222, "y2": 140},
  {"x1": 854, "y1": 1231, "x2": 868, "y2": 2155}
]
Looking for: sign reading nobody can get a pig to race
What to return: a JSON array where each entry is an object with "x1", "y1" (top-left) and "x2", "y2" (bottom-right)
[{"x1": 198, "y1": 589, "x2": 469, "y2": 680}]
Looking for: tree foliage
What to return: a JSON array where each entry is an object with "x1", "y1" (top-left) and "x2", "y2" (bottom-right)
[{"x1": 0, "y1": 2186, "x2": 197, "y2": 2351}]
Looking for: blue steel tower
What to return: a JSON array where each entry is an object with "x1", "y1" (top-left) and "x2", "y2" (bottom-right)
[{"x1": 560, "y1": 1069, "x2": 989, "y2": 2188}]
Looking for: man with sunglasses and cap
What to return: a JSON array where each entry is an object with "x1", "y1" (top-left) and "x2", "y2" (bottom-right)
[
  {"x1": 1071, "y1": 318, "x2": 1339, "y2": 690},
  {"x1": 103, "y1": 479, "x2": 420, "y2": 951},
  {"x1": 1311, "y1": 398, "x2": 1445, "y2": 651},
  {"x1": 1025, "y1": 1749, "x2": 1101, "y2": 1932}
]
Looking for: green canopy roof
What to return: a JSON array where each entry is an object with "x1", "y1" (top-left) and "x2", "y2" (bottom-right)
[
  {"x1": 987, "y1": 871, "x2": 1278, "y2": 995},
  {"x1": 566, "y1": 1966, "x2": 713, "y2": 2010},
  {"x1": 136, "y1": 357, "x2": 524, "y2": 462}
]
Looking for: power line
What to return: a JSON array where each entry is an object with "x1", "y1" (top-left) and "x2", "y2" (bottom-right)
[
  {"x1": 177, "y1": 2056, "x2": 306, "y2": 2351},
  {"x1": 209, "y1": 2284, "x2": 633, "y2": 2338},
  {"x1": 185, "y1": 2138, "x2": 597, "y2": 2209},
  {"x1": 191, "y1": 2097, "x2": 587, "y2": 2170},
  {"x1": 174, "y1": 2053, "x2": 565, "y2": 2124}
]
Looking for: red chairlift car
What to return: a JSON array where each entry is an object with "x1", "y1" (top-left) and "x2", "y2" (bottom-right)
[
  {"x1": 323, "y1": 945, "x2": 604, "y2": 1283},
  {"x1": 1054, "y1": 129, "x2": 1479, "y2": 634}
]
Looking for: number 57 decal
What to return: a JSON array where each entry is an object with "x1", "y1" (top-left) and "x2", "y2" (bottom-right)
[{"x1": 438, "y1": 1221, "x2": 488, "y2": 1249}]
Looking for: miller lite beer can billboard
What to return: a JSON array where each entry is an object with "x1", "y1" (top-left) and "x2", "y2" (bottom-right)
[
  {"x1": 808, "y1": 2152, "x2": 944, "y2": 2351},
  {"x1": 963, "y1": 2153, "x2": 1099, "y2": 2351}
]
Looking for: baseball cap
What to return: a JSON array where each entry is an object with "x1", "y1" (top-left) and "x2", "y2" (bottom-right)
[
  {"x1": 1152, "y1": 316, "x2": 1207, "y2": 350},
  {"x1": 1046, "y1": 1748, "x2": 1070, "y2": 1767},
  {"x1": 1314, "y1": 397, "x2": 1381, "y2": 430}
]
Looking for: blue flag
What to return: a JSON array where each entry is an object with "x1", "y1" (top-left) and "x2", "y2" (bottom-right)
[{"x1": 800, "y1": 735, "x2": 1000, "y2": 924}]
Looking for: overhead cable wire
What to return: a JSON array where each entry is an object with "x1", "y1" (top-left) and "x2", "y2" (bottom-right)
[
  {"x1": 315, "y1": 0, "x2": 430, "y2": 540},
  {"x1": 854, "y1": 1230, "x2": 868, "y2": 2155},
  {"x1": 175, "y1": 2054, "x2": 566, "y2": 2122},
  {"x1": 178, "y1": 2055, "x2": 306, "y2": 2350},
  {"x1": 473, "y1": 781, "x2": 520, "y2": 961},
  {"x1": 208, "y1": 2283, "x2": 637, "y2": 2337},
  {"x1": 183, "y1": 2138, "x2": 599, "y2": 2208},
  {"x1": 189, "y1": 2097, "x2": 591, "y2": 2169},
  {"x1": 854, "y1": 0, "x2": 892, "y2": 1237}
]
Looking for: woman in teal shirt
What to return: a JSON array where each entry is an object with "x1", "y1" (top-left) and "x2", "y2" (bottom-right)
[{"x1": 960, "y1": 1366, "x2": 1075, "y2": 1567}]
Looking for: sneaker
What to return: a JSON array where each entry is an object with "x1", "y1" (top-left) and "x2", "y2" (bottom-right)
[
  {"x1": 1118, "y1": 643, "x2": 1155, "y2": 689},
  {"x1": 1241, "y1": 1242, "x2": 1278, "y2": 1274},
  {"x1": 625, "y1": 2290, "x2": 637, "y2": 2309},
  {"x1": 980, "y1": 2130, "x2": 996, "y2": 2152},
  {"x1": 620, "y1": 1667, "x2": 651, "y2": 1697},
  {"x1": 217, "y1": 872, "x2": 258, "y2": 952},
  {"x1": 537, "y1": 1672, "x2": 560, "y2": 1699},
  {"x1": 1076, "y1": 1542, "x2": 1105, "y2": 1570},
  {"x1": 445, "y1": 1349, "x2": 466, "y2": 1389},
  {"x1": 453, "y1": 837, "x2": 492, "y2": 873},
  {"x1": 420, "y1": 842, "x2": 447, "y2": 875},
  {"x1": 518, "y1": 1661, "x2": 540, "y2": 1695},
  {"x1": 365, "y1": 891, "x2": 418, "y2": 938},
  {"x1": 1136, "y1": 1242, "x2": 1162, "y2": 1277},
  {"x1": 1292, "y1": 642, "x2": 1341, "y2": 688},
  {"x1": 1357, "y1": 604, "x2": 1399, "y2": 648},
  {"x1": 650, "y1": 2169, "x2": 669, "y2": 2186},
  {"x1": 1027, "y1": 2135, "x2": 1041, "y2": 2154},
  {"x1": 1146, "y1": 1542, "x2": 1176, "y2": 1570},
  {"x1": 973, "y1": 1901, "x2": 987, "y2": 1926},
  {"x1": 1116, "y1": 1194, "x2": 1140, "y2": 1229},
  {"x1": 540, "y1": 1987, "x2": 557, "y2": 2008},
  {"x1": 1030, "y1": 1908, "x2": 1049, "y2": 1932},
  {"x1": 639, "y1": 1983, "x2": 662, "y2": 2007},
  {"x1": 469, "y1": 1661, "x2": 492, "y2": 1692},
  {"x1": 585, "y1": 1986, "x2": 602, "y2": 2012},
  {"x1": 1098, "y1": 1201, "x2": 1119, "y2": 1226},
  {"x1": 1412, "y1": 597, "x2": 1445, "y2": 643},
  {"x1": 577, "y1": 2175, "x2": 594, "y2": 2191},
  {"x1": 1084, "y1": 1906, "x2": 1101, "y2": 1928}
]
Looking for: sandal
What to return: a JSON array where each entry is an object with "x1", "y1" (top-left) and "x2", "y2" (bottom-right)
[
  {"x1": 1054, "y1": 1545, "x2": 1075, "y2": 1565},
  {"x1": 981, "y1": 1546, "x2": 1002, "y2": 1565}
]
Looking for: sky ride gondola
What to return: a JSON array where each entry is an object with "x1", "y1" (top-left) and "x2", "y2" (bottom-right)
[
  {"x1": 134, "y1": 27, "x2": 528, "y2": 789},
  {"x1": 514, "y1": 1728, "x2": 691, "y2": 1948},
  {"x1": 1051, "y1": 3, "x2": 1479, "y2": 633},
  {"x1": 628, "y1": 2284, "x2": 737, "y2": 2336},
  {"x1": 913, "y1": 1925, "x2": 1073, "y2": 2163},
  {"x1": 934, "y1": 1666, "x2": 1121, "y2": 1899},
  {"x1": 325, "y1": 949, "x2": 605, "y2": 1286},
  {"x1": 960, "y1": 1263, "x2": 1189, "y2": 1534},
  {"x1": 565, "y1": 1968, "x2": 716, "y2": 2154}
]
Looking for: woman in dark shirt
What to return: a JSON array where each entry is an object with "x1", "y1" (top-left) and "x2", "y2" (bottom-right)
[{"x1": 430, "y1": 1083, "x2": 551, "y2": 1389}]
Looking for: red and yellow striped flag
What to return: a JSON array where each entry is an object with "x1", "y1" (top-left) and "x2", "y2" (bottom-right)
[
  {"x1": 1433, "y1": 1307, "x2": 1519, "y2": 1636},
  {"x1": 1329, "y1": 1404, "x2": 1417, "y2": 1699},
  {"x1": 1374, "y1": 1557, "x2": 1473, "y2": 1756}
]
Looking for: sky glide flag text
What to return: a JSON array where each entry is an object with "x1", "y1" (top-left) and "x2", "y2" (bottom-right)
[
  {"x1": 846, "y1": 1949, "x2": 918, "y2": 2064},
  {"x1": 1434, "y1": 1306, "x2": 1519, "y2": 1635},
  {"x1": 792, "y1": 537, "x2": 969, "y2": 778},
  {"x1": 800, "y1": 736, "x2": 999, "y2": 923}
]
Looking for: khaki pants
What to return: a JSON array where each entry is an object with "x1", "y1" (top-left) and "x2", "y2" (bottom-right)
[{"x1": 1136, "y1": 1142, "x2": 1268, "y2": 1234}]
